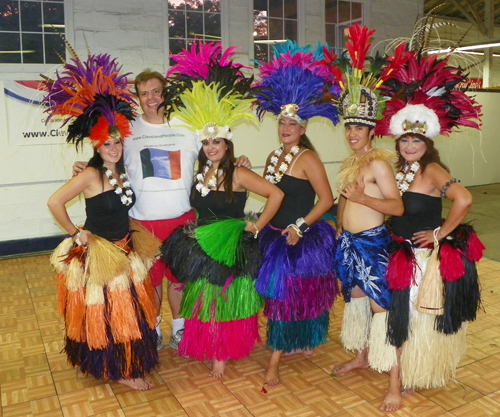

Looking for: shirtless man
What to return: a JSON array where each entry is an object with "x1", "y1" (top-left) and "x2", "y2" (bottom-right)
[{"x1": 333, "y1": 122, "x2": 404, "y2": 412}]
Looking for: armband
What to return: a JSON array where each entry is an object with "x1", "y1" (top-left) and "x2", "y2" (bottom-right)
[{"x1": 440, "y1": 178, "x2": 460, "y2": 198}]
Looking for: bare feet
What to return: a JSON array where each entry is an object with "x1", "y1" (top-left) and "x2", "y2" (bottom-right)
[
  {"x1": 263, "y1": 351, "x2": 282, "y2": 388},
  {"x1": 117, "y1": 378, "x2": 152, "y2": 391},
  {"x1": 379, "y1": 391, "x2": 402, "y2": 412},
  {"x1": 380, "y1": 363, "x2": 402, "y2": 412},
  {"x1": 209, "y1": 359, "x2": 226, "y2": 378},
  {"x1": 331, "y1": 350, "x2": 369, "y2": 375},
  {"x1": 283, "y1": 349, "x2": 314, "y2": 357}
]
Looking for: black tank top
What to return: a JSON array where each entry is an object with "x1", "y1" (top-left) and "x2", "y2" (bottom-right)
[
  {"x1": 271, "y1": 175, "x2": 315, "y2": 229},
  {"x1": 84, "y1": 190, "x2": 135, "y2": 241},
  {"x1": 391, "y1": 191, "x2": 442, "y2": 239},
  {"x1": 192, "y1": 191, "x2": 247, "y2": 223}
]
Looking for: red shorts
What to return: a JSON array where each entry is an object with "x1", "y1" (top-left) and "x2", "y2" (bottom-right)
[{"x1": 134, "y1": 209, "x2": 196, "y2": 287}]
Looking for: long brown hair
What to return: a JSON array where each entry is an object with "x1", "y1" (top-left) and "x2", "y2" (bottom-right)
[
  {"x1": 299, "y1": 133, "x2": 317, "y2": 153},
  {"x1": 190, "y1": 139, "x2": 237, "y2": 204},
  {"x1": 395, "y1": 133, "x2": 450, "y2": 173}
]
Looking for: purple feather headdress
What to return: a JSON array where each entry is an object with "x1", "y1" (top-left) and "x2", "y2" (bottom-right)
[{"x1": 253, "y1": 40, "x2": 341, "y2": 126}]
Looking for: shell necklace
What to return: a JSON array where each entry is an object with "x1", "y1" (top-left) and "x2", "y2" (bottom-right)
[
  {"x1": 195, "y1": 161, "x2": 223, "y2": 197},
  {"x1": 265, "y1": 145, "x2": 300, "y2": 184},
  {"x1": 103, "y1": 165, "x2": 134, "y2": 206},
  {"x1": 395, "y1": 161, "x2": 420, "y2": 195}
]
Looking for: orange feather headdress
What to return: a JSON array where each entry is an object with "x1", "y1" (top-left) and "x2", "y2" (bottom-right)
[{"x1": 43, "y1": 54, "x2": 136, "y2": 148}]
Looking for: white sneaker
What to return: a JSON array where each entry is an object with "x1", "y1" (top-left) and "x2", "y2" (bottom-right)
[
  {"x1": 157, "y1": 332, "x2": 165, "y2": 351},
  {"x1": 169, "y1": 329, "x2": 184, "y2": 350}
]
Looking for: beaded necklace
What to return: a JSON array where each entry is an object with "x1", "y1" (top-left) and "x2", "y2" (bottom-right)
[
  {"x1": 395, "y1": 161, "x2": 420, "y2": 195},
  {"x1": 265, "y1": 145, "x2": 300, "y2": 184},
  {"x1": 103, "y1": 165, "x2": 134, "y2": 206},
  {"x1": 195, "y1": 161, "x2": 224, "y2": 197}
]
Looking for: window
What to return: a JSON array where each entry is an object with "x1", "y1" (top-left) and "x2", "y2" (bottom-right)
[
  {"x1": 325, "y1": 1, "x2": 363, "y2": 55},
  {"x1": 253, "y1": 0, "x2": 298, "y2": 64},
  {"x1": 167, "y1": 0, "x2": 222, "y2": 64},
  {"x1": 0, "y1": 0, "x2": 65, "y2": 64}
]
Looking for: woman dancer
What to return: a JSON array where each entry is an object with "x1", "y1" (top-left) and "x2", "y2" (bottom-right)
[
  {"x1": 161, "y1": 64, "x2": 284, "y2": 378},
  {"x1": 253, "y1": 41, "x2": 341, "y2": 387},
  {"x1": 46, "y1": 53, "x2": 158, "y2": 390},
  {"x1": 375, "y1": 43, "x2": 484, "y2": 400}
]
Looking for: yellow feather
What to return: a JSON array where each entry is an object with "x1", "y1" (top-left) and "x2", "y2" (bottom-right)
[{"x1": 173, "y1": 81, "x2": 257, "y2": 134}]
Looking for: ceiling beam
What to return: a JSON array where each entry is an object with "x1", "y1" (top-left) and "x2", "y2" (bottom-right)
[
  {"x1": 464, "y1": 0, "x2": 488, "y2": 35},
  {"x1": 449, "y1": 0, "x2": 487, "y2": 36},
  {"x1": 485, "y1": 0, "x2": 494, "y2": 36}
]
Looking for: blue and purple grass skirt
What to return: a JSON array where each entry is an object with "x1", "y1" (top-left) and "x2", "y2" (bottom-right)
[{"x1": 256, "y1": 221, "x2": 338, "y2": 352}]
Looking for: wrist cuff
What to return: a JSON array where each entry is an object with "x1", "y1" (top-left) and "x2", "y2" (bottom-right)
[{"x1": 296, "y1": 217, "x2": 309, "y2": 233}]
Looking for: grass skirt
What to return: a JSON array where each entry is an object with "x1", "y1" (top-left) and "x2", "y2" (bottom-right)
[
  {"x1": 256, "y1": 222, "x2": 338, "y2": 352},
  {"x1": 161, "y1": 220, "x2": 261, "y2": 286},
  {"x1": 163, "y1": 219, "x2": 263, "y2": 361},
  {"x1": 51, "y1": 236, "x2": 158, "y2": 381},
  {"x1": 399, "y1": 250, "x2": 468, "y2": 389},
  {"x1": 387, "y1": 224, "x2": 483, "y2": 347}
]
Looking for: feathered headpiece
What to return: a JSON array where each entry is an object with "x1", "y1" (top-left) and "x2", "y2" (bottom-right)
[
  {"x1": 162, "y1": 41, "x2": 253, "y2": 120},
  {"x1": 374, "y1": 43, "x2": 482, "y2": 139},
  {"x1": 337, "y1": 23, "x2": 391, "y2": 128},
  {"x1": 166, "y1": 41, "x2": 256, "y2": 140},
  {"x1": 43, "y1": 53, "x2": 136, "y2": 148},
  {"x1": 172, "y1": 81, "x2": 256, "y2": 140},
  {"x1": 252, "y1": 40, "x2": 342, "y2": 127}
]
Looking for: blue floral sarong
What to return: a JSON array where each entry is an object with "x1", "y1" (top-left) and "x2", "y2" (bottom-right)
[{"x1": 334, "y1": 224, "x2": 391, "y2": 310}]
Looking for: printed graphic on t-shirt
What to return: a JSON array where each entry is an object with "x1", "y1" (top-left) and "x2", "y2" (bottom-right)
[{"x1": 140, "y1": 148, "x2": 181, "y2": 180}]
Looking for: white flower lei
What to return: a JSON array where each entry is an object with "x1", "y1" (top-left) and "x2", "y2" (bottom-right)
[
  {"x1": 395, "y1": 161, "x2": 420, "y2": 195},
  {"x1": 195, "y1": 160, "x2": 224, "y2": 197},
  {"x1": 104, "y1": 166, "x2": 134, "y2": 206},
  {"x1": 265, "y1": 145, "x2": 300, "y2": 184}
]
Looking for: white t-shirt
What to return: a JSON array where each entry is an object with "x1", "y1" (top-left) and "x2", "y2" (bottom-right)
[{"x1": 124, "y1": 115, "x2": 200, "y2": 221}]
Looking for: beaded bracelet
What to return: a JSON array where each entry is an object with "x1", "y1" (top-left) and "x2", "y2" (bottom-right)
[{"x1": 440, "y1": 178, "x2": 460, "y2": 198}]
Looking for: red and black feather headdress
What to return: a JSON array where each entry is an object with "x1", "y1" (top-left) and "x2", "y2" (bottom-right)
[{"x1": 374, "y1": 44, "x2": 482, "y2": 139}]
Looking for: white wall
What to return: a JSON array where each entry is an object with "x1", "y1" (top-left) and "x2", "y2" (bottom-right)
[{"x1": 1, "y1": 0, "x2": 498, "y2": 244}]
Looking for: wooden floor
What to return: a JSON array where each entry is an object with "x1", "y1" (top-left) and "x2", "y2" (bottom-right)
[{"x1": 1, "y1": 254, "x2": 500, "y2": 417}]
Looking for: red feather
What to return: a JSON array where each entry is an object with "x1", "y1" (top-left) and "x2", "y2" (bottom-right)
[
  {"x1": 385, "y1": 248, "x2": 415, "y2": 290},
  {"x1": 89, "y1": 113, "x2": 131, "y2": 148},
  {"x1": 439, "y1": 244, "x2": 465, "y2": 282},
  {"x1": 466, "y1": 233, "x2": 485, "y2": 262},
  {"x1": 380, "y1": 43, "x2": 411, "y2": 81},
  {"x1": 345, "y1": 23, "x2": 375, "y2": 71}
]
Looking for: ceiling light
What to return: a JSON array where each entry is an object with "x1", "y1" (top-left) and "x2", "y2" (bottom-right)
[{"x1": 428, "y1": 40, "x2": 500, "y2": 55}]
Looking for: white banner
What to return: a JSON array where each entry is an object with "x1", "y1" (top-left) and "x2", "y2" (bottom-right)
[{"x1": 4, "y1": 80, "x2": 68, "y2": 146}]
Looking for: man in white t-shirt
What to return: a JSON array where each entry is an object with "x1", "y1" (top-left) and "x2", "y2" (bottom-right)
[{"x1": 128, "y1": 69, "x2": 199, "y2": 351}]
